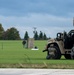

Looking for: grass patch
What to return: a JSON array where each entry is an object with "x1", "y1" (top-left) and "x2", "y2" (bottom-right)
[{"x1": 0, "y1": 40, "x2": 74, "y2": 68}]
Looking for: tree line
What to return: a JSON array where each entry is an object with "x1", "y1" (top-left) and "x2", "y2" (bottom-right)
[
  {"x1": 0, "y1": 23, "x2": 50, "y2": 40},
  {"x1": 24, "y1": 31, "x2": 50, "y2": 40},
  {"x1": 0, "y1": 24, "x2": 20, "y2": 40}
]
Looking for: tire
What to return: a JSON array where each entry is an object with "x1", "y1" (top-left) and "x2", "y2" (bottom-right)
[
  {"x1": 47, "y1": 46, "x2": 61, "y2": 59},
  {"x1": 64, "y1": 54, "x2": 71, "y2": 59},
  {"x1": 46, "y1": 55, "x2": 50, "y2": 59}
]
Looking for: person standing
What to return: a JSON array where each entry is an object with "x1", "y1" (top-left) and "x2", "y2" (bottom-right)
[{"x1": 22, "y1": 40, "x2": 26, "y2": 48}]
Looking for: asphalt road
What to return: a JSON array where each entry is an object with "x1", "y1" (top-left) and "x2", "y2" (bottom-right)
[{"x1": 0, "y1": 69, "x2": 74, "y2": 75}]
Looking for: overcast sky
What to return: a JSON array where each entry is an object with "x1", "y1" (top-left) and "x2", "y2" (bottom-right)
[{"x1": 0, "y1": 0, "x2": 74, "y2": 38}]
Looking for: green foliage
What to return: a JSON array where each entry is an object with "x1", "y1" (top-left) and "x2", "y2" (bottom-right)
[
  {"x1": 34, "y1": 31, "x2": 48, "y2": 40},
  {"x1": 34, "y1": 31, "x2": 39, "y2": 40},
  {"x1": 39, "y1": 31, "x2": 43, "y2": 40},
  {"x1": 6, "y1": 27, "x2": 21, "y2": 40},
  {"x1": 43, "y1": 33, "x2": 47, "y2": 40},
  {"x1": 0, "y1": 24, "x2": 21, "y2": 40},
  {"x1": 0, "y1": 23, "x2": 49, "y2": 40},
  {"x1": 24, "y1": 31, "x2": 29, "y2": 40},
  {"x1": 0, "y1": 23, "x2": 4, "y2": 40}
]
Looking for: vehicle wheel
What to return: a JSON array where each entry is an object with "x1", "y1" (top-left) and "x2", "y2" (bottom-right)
[
  {"x1": 46, "y1": 55, "x2": 50, "y2": 59},
  {"x1": 47, "y1": 46, "x2": 61, "y2": 59},
  {"x1": 64, "y1": 54, "x2": 71, "y2": 59}
]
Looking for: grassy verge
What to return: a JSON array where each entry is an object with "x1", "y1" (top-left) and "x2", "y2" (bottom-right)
[{"x1": 0, "y1": 40, "x2": 74, "y2": 68}]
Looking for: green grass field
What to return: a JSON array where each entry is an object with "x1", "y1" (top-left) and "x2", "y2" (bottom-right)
[{"x1": 0, "y1": 40, "x2": 74, "y2": 68}]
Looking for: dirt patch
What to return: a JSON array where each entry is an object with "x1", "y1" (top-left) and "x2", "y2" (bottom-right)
[{"x1": 0, "y1": 63, "x2": 74, "y2": 69}]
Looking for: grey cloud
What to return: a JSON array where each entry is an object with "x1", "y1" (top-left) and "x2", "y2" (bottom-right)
[{"x1": 0, "y1": 0, "x2": 74, "y2": 17}]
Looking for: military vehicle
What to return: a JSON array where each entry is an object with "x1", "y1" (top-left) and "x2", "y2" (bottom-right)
[{"x1": 43, "y1": 30, "x2": 74, "y2": 59}]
